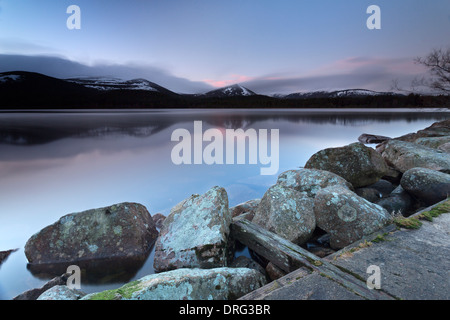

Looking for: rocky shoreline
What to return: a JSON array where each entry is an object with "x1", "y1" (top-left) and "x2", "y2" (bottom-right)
[{"x1": 5, "y1": 119, "x2": 450, "y2": 300}]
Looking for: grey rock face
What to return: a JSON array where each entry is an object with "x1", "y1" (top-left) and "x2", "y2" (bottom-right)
[
  {"x1": 277, "y1": 168, "x2": 353, "y2": 197},
  {"x1": 24, "y1": 203, "x2": 158, "y2": 265},
  {"x1": 381, "y1": 140, "x2": 450, "y2": 173},
  {"x1": 82, "y1": 267, "x2": 266, "y2": 300},
  {"x1": 252, "y1": 184, "x2": 316, "y2": 245},
  {"x1": 400, "y1": 167, "x2": 450, "y2": 205},
  {"x1": 37, "y1": 285, "x2": 86, "y2": 300},
  {"x1": 153, "y1": 186, "x2": 231, "y2": 272},
  {"x1": 314, "y1": 185, "x2": 391, "y2": 249},
  {"x1": 304, "y1": 143, "x2": 388, "y2": 188}
]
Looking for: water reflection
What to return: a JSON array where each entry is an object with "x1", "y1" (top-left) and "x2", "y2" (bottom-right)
[{"x1": 0, "y1": 108, "x2": 448, "y2": 300}]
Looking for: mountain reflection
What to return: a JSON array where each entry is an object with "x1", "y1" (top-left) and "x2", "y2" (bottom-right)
[{"x1": 0, "y1": 109, "x2": 448, "y2": 146}]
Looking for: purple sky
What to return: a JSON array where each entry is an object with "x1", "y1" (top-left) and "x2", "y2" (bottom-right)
[{"x1": 0, "y1": 0, "x2": 449, "y2": 94}]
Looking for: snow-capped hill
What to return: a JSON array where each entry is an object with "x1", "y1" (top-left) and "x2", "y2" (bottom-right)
[
  {"x1": 285, "y1": 89, "x2": 402, "y2": 99},
  {"x1": 0, "y1": 73, "x2": 23, "y2": 83},
  {"x1": 203, "y1": 84, "x2": 257, "y2": 97},
  {"x1": 66, "y1": 77, "x2": 168, "y2": 93}
]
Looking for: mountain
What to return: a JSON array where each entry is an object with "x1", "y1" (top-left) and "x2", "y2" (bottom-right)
[
  {"x1": 66, "y1": 77, "x2": 177, "y2": 96},
  {"x1": 0, "y1": 71, "x2": 181, "y2": 108},
  {"x1": 201, "y1": 84, "x2": 257, "y2": 98},
  {"x1": 284, "y1": 89, "x2": 403, "y2": 99}
]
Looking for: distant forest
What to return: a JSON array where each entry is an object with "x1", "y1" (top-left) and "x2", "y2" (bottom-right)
[{"x1": 1, "y1": 89, "x2": 449, "y2": 110}]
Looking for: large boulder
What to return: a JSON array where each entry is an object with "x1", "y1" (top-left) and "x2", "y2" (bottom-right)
[
  {"x1": 153, "y1": 186, "x2": 231, "y2": 272},
  {"x1": 82, "y1": 267, "x2": 266, "y2": 300},
  {"x1": 381, "y1": 140, "x2": 450, "y2": 173},
  {"x1": 400, "y1": 167, "x2": 450, "y2": 206},
  {"x1": 304, "y1": 143, "x2": 388, "y2": 188},
  {"x1": 415, "y1": 136, "x2": 450, "y2": 151},
  {"x1": 314, "y1": 185, "x2": 391, "y2": 249},
  {"x1": 277, "y1": 168, "x2": 353, "y2": 198},
  {"x1": 37, "y1": 285, "x2": 86, "y2": 300},
  {"x1": 24, "y1": 203, "x2": 158, "y2": 265},
  {"x1": 252, "y1": 184, "x2": 316, "y2": 246}
]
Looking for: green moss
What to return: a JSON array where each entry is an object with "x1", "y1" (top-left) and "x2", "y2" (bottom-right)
[
  {"x1": 394, "y1": 216, "x2": 422, "y2": 229},
  {"x1": 394, "y1": 199, "x2": 450, "y2": 230},
  {"x1": 87, "y1": 280, "x2": 141, "y2": 300},
  {"x1": 372, "y1": 233, "x2": 390, "y2": 243},
  {"x1": 417, "y1": 199, "x2": 450, "y2": 222}
]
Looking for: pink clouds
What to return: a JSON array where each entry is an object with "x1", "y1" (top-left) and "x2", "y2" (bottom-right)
[{"x1": 203, "y1": 74, "x2": 255, "y2": 88}]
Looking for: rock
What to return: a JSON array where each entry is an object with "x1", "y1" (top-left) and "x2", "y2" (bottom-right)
[
  {"x1": 308, "y1": 246, "x2": 336, "y2": 258},
  {"x1": 358, "y1": 134, "x2": 391, "y2": 144},
  {"x1": 82, "y1": 267, "x2": 266, "y2": 300},
  {"x1": 304, "y1": 142, "x2": 388, "y2": 188},
  {"x1": 314, "y1": 185, "x2": 391, "y2": 249},
  {"x1": 355, "y1": 187, "x2": 382, "y2": 203},
  {"x1": 366, "y1": 179, "x2": 395, "y2": 197},
  {"x1": 152, "y1": 213, "x2": 166, "y2": 230},
  {"x1": 438, "y1": 142, "x2": 450, "y2": 153},
  {"x1": 400, "y1": 167, "x2": 450, "y2": 206},
  {"x1": 153, "y1": 186, "x2": 231, "y2": 272},
  {"x1": 230, "y1": 199, "x2": 260, "y2": 221},
  {"x1": 0, "y1": 249, "x2": 17, "y2": 266},
  {"x1": 277, "y1": 168, "x2": 353, "y2": 198},
  {"x1": 24, "y1": 202, "x2": 158, "y2": 265},
  {"x1": 37, "y1": 285, "x2": 86, "y2": 300},
  {"x1": 395, "y1": 119, "x2": 450, "y2": 143},
  {"x1": 252, "y1": 184, "x2": 316, "y2": 246},
  {"x1": 415, "y1": 136, "x2": 450, "y2": 151},
  {"x1": 265, "y1": 262, "x2": 287, "y2": 281},
  {"x1": 13, "y1": 273, "x2": 70, "y2": 300},
  {"x1": 381, "y1": 140, "x2": 450, "y2": 173},
  {"x1": 229, "y1": 256, "x2": 266, "y2": 277},
  {"x1": 376, "y1": 194, "x2": 413, "y2": 216}
]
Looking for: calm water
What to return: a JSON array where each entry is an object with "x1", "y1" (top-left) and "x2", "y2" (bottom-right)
[{"x1": 0, "y1": 108, "x2": 448, "y2": 299}]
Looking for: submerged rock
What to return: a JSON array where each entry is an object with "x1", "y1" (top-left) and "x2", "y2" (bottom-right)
[
  {"x1": 0, "y1": 249, "x2": 17, "y2": 267},
  {"x1": 277, "y1": 168, "x2": 353, "y2": 198},
  {"x1": 24, "y1": 203, "x2": 158, "y2": 265},
  {"x1": 314, "y1": 185, "x2": 391, "y2": 249},
  {"x1": 400, "y1": 167, "x2": 450, "y2": 206},
  {"x1": 37, "y1": 285, "x2": 86, "y2": 300},
  {"x1": 304, "y1": 142, "x2": 388, "y2": 188},
  {"x1": 153, "y1": 186, "x2": 231, "y2": 272},
  {"x1": 82, "y1": 267, "x2": 266, "y2": 300},
  {"x1": 381, "y1": 140, "x2": 450, "y2": 173},
  {"x1": 252, "y1": 184, "x2": 316, "y2": 246}
]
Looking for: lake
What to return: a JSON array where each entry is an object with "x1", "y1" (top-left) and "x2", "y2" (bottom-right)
[{"x1": 0, "y1": 108, "x2": 448, "y2": 299}]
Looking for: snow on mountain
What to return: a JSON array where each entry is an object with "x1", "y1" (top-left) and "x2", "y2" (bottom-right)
[
  {"x1": 66, "y1": 77, "x2": 159, "y2": 92},
  {"x1": 202, "y1": 84, "x2": 257, "y2": 97},
  {"x1": 0, "y1": 74, "x2": 22, "y2": 83},
  {"x1": 285, "y1": 89, "x2": 402, "y2": 99}
]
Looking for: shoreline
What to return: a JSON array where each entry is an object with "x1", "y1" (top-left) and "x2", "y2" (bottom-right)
[{"x1": 1, "y1": 117, "x2": 445, "y2": 300}]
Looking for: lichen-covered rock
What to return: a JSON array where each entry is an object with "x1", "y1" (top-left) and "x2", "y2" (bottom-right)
[
  {"x1": 153, "y1": 186, "x2": 231, "y2": 272},
  {"x1": 277, "y1": 168, "x2": 353, "y2": 198},
  {"x1": 252, "y1": 184, "x2": 315, "y2": 245},
  {"x1": 400, "y1": 167, "x2": 450, "y2": 206},
  {"x1": 37, "y1": 285, "x2": 86, "y2": 300},
  {"x1": 314, "y1": 185, "x2": 391, "y2": 249},
  {"x1": 304, "y1": 143, "x2": 388, "y2": 188},
  {"x1": 82, "y1": 267, "x2": 266, "y2": 300},
  {"x1": 381, "y1": 140, "x2": 450, "y2": 173},
  {"x1": 415, "y1": 136, "x2": 450, "y2": 151},
  {"x1": 24, "y1": 202, "x2": 158, "y2": 265}
]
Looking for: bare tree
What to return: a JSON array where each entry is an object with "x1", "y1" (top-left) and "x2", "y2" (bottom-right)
[{"x1": 415, "y1": 47, "x2": 450, "y2": 94}]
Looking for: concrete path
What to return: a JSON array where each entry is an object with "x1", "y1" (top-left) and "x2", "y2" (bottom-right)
[{"x1": 240, "y1": 200, "x2": 450, "y2": 300}]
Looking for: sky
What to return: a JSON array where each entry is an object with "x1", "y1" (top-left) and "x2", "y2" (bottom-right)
[{"x1": 0, "y1": 0, "x2": 449, "y2": 94}]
